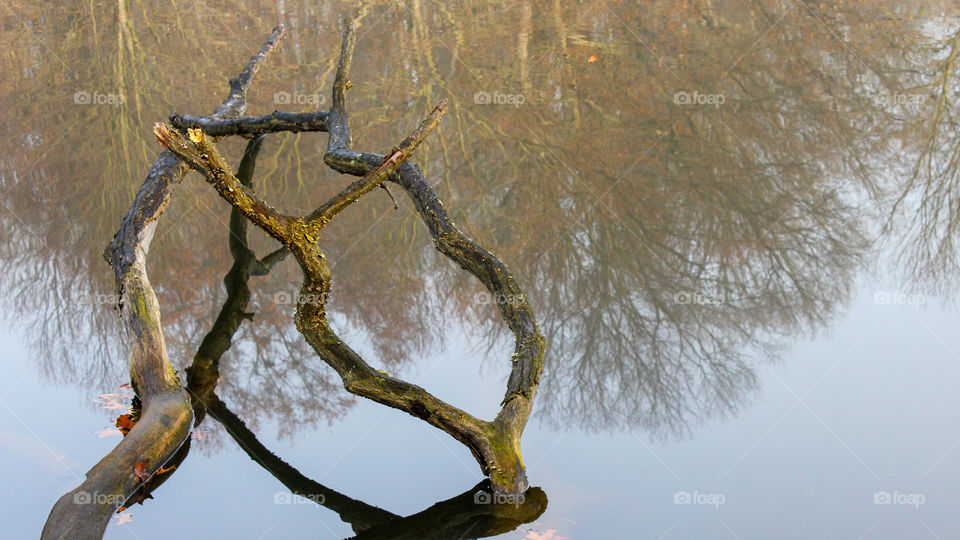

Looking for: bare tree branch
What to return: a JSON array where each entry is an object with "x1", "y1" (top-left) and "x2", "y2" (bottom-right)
[
  {"x1": 170, "y1": 110, "x2": 329, "y2": 137},
  {"x1": 306, "y1": 97, "x2": 448, "y2": 230}
]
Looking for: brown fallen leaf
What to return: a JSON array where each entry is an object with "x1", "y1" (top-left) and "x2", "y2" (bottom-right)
[
  {"x1": 116, "y1": 414, "x2": 136, "y2": 435},
  {"x1": 134, "y1": 461, "x2": 149, "y2": 483}
]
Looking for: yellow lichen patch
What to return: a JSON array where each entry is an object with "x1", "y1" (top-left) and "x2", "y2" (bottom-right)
[{"x1": 187, "y1": 127, "x2": 204, "y2": 143}]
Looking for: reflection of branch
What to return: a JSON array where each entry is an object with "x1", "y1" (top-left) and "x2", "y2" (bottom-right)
[
  {"x1": 42, "y1": 25, "x2": 286, "y2": 540},
  {"x1": 211, "y1": 397, "x2": 547, "y2": 538},
  {"x1": 251, "y1": 246, "x2": 290, "y2": 276},
  {"x1": 350, "y1": 482, "x2": 547, "y2": 540},
  {"x1": 206, "y1": 396, "x2": 400, "y2": 533},
  {"x1": 186, "y1": 136, "x2": 284, "y2": 424}
]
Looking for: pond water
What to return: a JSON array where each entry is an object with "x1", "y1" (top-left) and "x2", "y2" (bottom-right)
[{"x1": 2, "y1": 1, "x2": 960, "y2": 538}]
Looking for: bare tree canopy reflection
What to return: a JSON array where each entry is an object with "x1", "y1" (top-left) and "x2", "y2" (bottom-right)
[{"x1": 2, "y1": 1, "x2": 959, "y2": 450}]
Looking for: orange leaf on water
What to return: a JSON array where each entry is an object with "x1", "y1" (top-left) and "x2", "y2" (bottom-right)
[{"x1": 587, "y1": 55, "x2": 598, "y2": 63}]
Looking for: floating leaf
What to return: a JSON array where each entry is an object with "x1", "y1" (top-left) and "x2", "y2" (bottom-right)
[{"x1": 587, "y1": 55, "x2": 598, "y2": 63}]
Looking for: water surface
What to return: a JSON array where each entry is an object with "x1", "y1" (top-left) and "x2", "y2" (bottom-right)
[{"x1": 2, "y1": 1, "x2": 960, "y2": 538}]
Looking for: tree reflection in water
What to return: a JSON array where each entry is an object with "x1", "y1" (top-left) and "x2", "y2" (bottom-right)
[{"x1": 2, "y1": 2, "x2": 960, "y2": 535}]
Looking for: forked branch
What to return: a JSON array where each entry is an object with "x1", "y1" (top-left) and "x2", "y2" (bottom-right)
[{"x1": 157, "y1": 21, "x2": 544, "y2": 495}]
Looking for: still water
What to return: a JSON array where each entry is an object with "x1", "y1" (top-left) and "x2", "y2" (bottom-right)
[{"x1": 2, "y1": 1, "x2": 960, "y2": 538}]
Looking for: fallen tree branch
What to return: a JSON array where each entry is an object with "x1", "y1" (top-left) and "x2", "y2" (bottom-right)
[
  {"x1": 41, "y1": 25, "x2": 286, "y2": 540},
  {"x1": 157, "y1": 21, "x2": 544, "y2": 495},
  {"x1": 170, "y1": 110, "x2": 329, "y2": 137}
]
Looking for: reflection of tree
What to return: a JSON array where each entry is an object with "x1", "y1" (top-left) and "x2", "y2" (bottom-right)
[
  {"x1": 885, "y1": 25, "x2": 960, "y2": 293},
  {"x1": 3, "y1": 1, "x2": 955, "y2": 441}
]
